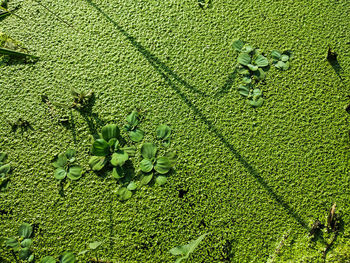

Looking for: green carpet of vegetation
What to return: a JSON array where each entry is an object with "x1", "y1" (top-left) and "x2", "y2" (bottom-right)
[{"x1": 0, "y1": 0, "x2": 349, "y2": 262}]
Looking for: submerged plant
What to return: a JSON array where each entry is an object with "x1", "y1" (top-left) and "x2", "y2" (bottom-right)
[
  {"x1": 156, "y1": 124, "x2": 171, "y2": 147},
  {"x1": 2, "y1": 223, "x2": 34, "y2": 262},
  {"x1": 169, "y1": 233, "x2": 208, "y2": 263},
  {"x1": 124, "y1": 111, "x2": 144, "y2": 142},
  {"x1": 271, "y1": 50, "x2": 291, "y2": 70},
  {"x1": 52, "y1": 149, "x2": 83, "y2": 181},
  {"x1": 41, "y1": 252, "x2": 76, "y2": 263},
  {"x1": 0, "y1": 152, "x2": 10, "y2": 192},
  {"x1": 89, "y1": 124, "x2": 136, "y2": 179}
]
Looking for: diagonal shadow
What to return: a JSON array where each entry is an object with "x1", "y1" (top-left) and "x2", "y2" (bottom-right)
[{"x1": 85, "y1": 0, "x2": 308, "y2": 230}]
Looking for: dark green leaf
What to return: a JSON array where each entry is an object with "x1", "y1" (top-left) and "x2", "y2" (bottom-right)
[
  {"x1": 54, "y1": 167, "x2": 67, "y2": 180},
  {"x1": 65, "y1": 149, "x2": 76, "y2": 162},
  {"x1": 141, "y1": 143, "x2": 157, "y2": 160},
  {"x1": 19, "y1": 247, "x2": 31, "y2": 260},
  {"x1": 60, "y1": 252, "x2": 76, "y2": 263},
  {"x1": 101, "y1": 124, "x2": 120, "y2": 141},
  {"x1": 89, "y1": 241, "x2": 102, "y2": 250},
  {"x1": 0, "y1": 152, "x2": 7, "y2": 163},
  {"x1": 156, "y1": 125, "x2": 171, "y2": 140},
  {"x1": 126, "y1": 111, "x2": 139, "y2": 127},
  {"x1": 108, "y1": 138, "x2": 118, "y2": 148},
  {"x1": 238, "y1": 85, "x2": 250, "y2": 97},
  {"x1": 154, "y1": 157, "x2": 172, "y2": 174},
  {"x1": 5, "y1": 237, "x2": 18, "y2": 248},
  {"x1": 111, "y1": 150, "x2": 129, "y2": 166},
  {"x1": 116, "y1": 187, "x2": 132, "y2": 201},
  {"x1": 88, "y1": 156, "x2": 107, "y2": 171},
  {"x1": 140, "y1": 159, "x2": 153, "y2": 173},
  {"x1": 41, "y1": 256, "x2": 56, "y2": 263},
  {"x1": 140, "y1": 173, "x2": 153, "y2": 185},
  {"x1": 271, "y1": 50, "x2": 281, "y2": 60},
  {"x1": 18, "y1": 223, "x2": 33, "y2": 238},
  {"x1": 91, "y1": 139, "x2": 110, "y2": 156},
  {"x1": 129, "y1": 128, "x2": 144, "y2": 142},
  {"x1": 255, "y1": 54, "x2": 269, "y2": 67},
  {"x1": 0, "y1": 163, "x2": 10, "y2": 174},
  {"x1": 0, "y1": 47, "x2": 38, "y2": 59},
  {"x1": 21, "y1": 238, "x2": 32, "y2": 248},
  {"x1": 156, "y1": 176, "x2": 167, "y2": 186},
  {"x1": 237, "y1": 52, "x2": 251, "y2": 66},
  {"x1": 248, "y1": 97, "x2": 264, "y2": 107},
  {"x1": 253, "y1": 68, "x2": 266, "y2": 80},
  {"x1": 111, "y1": 166, "x2": 124, "y2": 179},
  {"x1": 232, "y1": 39, "x2": 244, "y2": 52},
  {"x1": 67, "y1": 166, "x2": 83, "y2": 180},
  {"x1": 121, "y1": 146, "x2": 136, "y2": 156},
  {"x1": 127, "y1": 181, "x2": 138, "y2": 190},
  {"x1": 54, "y1": 153, "x2": 67, "y2": 168}
]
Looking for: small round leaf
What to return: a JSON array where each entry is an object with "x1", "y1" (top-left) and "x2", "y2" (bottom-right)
[
  {"x1": 281, "y1": 54, "x2": 289, "y2": 62},
  {"x1": 156, "y1": 176, "x2": 167, "y2": 186},
  {"x1": 89, "y1": 156, "x2": 107, "y2": 171},
  {"x1": 271, "y1": 50, "x2": 281, "y2": 60},
  {"x1": 237, "y1": 52, "x2": 251, "y2": 66},
  {"x1": 41, "y1": 256, "x2": 56, "y2": 263},
  {"x1": 154, "y1": 157, "x2": 172, "y2": 174},
  {"x1": 129, "y1": 128, "x2": 144, "y2": 142},
  {"x1": 111, "y1": 167, "x2": 124, "y2": 179},
  {"x1": 127, "y1": 181, "x2": 138, "y2": 191},
  {"x1": 232, "y1": 39, "x2": 244, "y2": 52},
  {"x1": 111, "y1": 150, "x2": 129, "y2": 166},
  {"x1": 140, "y1": 159, "x2": 153, "y2": 173},
  {"x1": 21, "y1": 238, "x2": 32, "y2": 248},
  {"x1": 116, "y1": 187, "x2": 132, "y2": 201},
  {"x1": 156, "y1": 125, "x2": 171, "y2": 140},
  {"x1": 141, "y1": 143, "x2": 157, "y2": 160},
  {"x1": 101, "y1": 124, "x2": 120, "y2": 141},
  {"x1": 54, "y1": 167, "x2": 67, "y2": 180},
  {"x1": 255, "y1": 54, "x2": 269, "y2": 67},
  {"x1": 67, "y1": 166, "x2": 83, "y2": 180},
  {"x1": 140, "y1": 173, "x2": 153, "y2": 185}
]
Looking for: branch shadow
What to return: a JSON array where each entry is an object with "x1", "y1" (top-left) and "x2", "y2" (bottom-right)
[{"x1": 85, "y1": 0, "x2": 308, "y2": 230}]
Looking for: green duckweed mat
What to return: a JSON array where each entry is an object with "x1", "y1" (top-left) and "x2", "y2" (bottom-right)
[{"x1": 0, "y1": 0, "x2": 349, "y2": 262}]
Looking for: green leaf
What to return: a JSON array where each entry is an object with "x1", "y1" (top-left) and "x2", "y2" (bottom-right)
[
  {"x1": 281, "y1": 54, "x2": 289, "y2": 62},
  {"x1": 28, "y1": 254, "x2": 35, "y2": 262},
  {"x1": 0, "y1": 152, "x2": 7, "y2": 163},
  {"x1": 0, "y1": 47, "x2": 38, "y2": 59},
  {"x1": 65, "y1": 149, "x2": 76, "y2": 162},
  {"x1": 21, "y1": 238, "x2": 32, "y2": 248},
  {"x1": 19, "y1": 247, "x2": 32, "y2": 260},
  {"x1": 111, "y1": 167, "x2": 124, "y2": 179},
  {"x1": 140, "y1": 159, "x2": 153, "y2": 173},
  {"x1": 253, "y1": 88, "x2": 262, "y2": 97},
  {"x1": 238, "y1": 85, "x2": 250, "y2": 97},
  {"x1": 67, "y1": 166, "x2": 83, "y2": 180},
  {"x1": 88, "y1": 156, "x2": 107, "y2": 171},
  {"x1": 156, "y1": 125, "x2": 171, "y2": 140},
  {"x1": 121, "y1": 146, "x2": 136, "y2": 156},
  {"x1": 108, "y1": 138, "x2": 118, "y2": 148},
  {"x1": 41, "y1": 256, "x2": 56, "y2": 263},
  {"x1": 116, "y1": 187, "x2": 132, "y2": 201},
  {"x1": 170, "y1": 233, "x2": 208, "y2": 259},
  {"x1": 129, "y1": 128, "x2": 144, "y2": 142},
  {"x1": 237, "y1": 52, "x2": 251, "y2": 66},
  {"x1": 154, "y1": 157, "x2": 172, "y2": 174},
  {"x1": 111, "y1": 150, "x2": 129, "y2": 166},
  {"x1": 253, "y1": 68, "x2": 266, "y2": 80},
  {"x1": 5, "y1": 237, "x2": 18, "y2": 248},
  {"x1": 140, "y1": 173, "x2": 153, "y2": 185},
  {"x1": 247, "y1": 64, "x2": 258, "y2": 71},
  {"x1": 60, "y1": 252, "x2": 76, "y2": 263},
  {"x1": 242, "y1": 45, "x2": 254, "y2": 53},
  {"x1": 53, "y1": 153, "x2": 67, "y2": 168},
  {"x1": 236, "y1": 67, "x2": 250, "y2": 75},
  {"x1": 242, "y1": 76, "x2": 252, "y2": 84},
  {"x1": 101, "y1": 124, "x2": 120, "y2": 141},
  {"x1": 248, "y1": 97, "x2": 264, "y2": 107},
  {"x1": 18, "y1": 223, "x2": 33, "y2": 238},
  {"x1": 54, "y1": 167, "x2": 67, "y2": 180},
  {"x1": 141, "y1": 143, "x2": 157, "y2": 160},
  {"x1": 255, "y1": 54, "x2": 269, "y2": 67},
  {"x1": 156, "y1": 176, "x2": 167, "y2": 185},
  {"x1": 275, "y1": 60, "x2": 285, "y2": 69},
  {"x1": 89, "y1": 241, "x2": 102, "y2": 250},
  {"x1": 126, "y1": 111, "x2": 139, "y2": 127},
  {"x1": 281, "y1": 61, "x2": 290, "y2": 70},
  {"x1": 91, "y1": 139, "x2": 110, "y2": 156},
  {"x1": 271, "y1": 50, "x2": 281, "y2": 60},
  {"x1": 232, "y1": 39, "x2": 244, "y2": 51},
  {"x1": 127, "y1": 181, "x2": 138, "y2": 190},
  {"x1": 0, "y1": 163, "x2": 10, "y2": 174}
]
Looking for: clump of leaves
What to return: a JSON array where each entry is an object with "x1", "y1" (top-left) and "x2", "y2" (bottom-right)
[
  {"x1": 0, "y1": 32, "x2": 38, "y2": 60},
  {"x1": 89, "y1": 124, "x2": 136, "y2": 180},
  {"x1": 0, "y1": 152, "x2": 10, "y2": 192},
  {"x1": 156, "y1": 124, "x2": 171, "y2": 147},
  {"x1": 139, "y1": 143, "x2": 175, "y2": 186},
  {"x1": 41, "y1": 252, "x2": 76, "y2": 263},
  {"x1": 271, "y1": 50, "x2": 291, "y2": 71},
  {"x1": 124, "y1": 111, "x2": 144, "y2": 142},
  {"x1": 2, "y1": 223, "x2": 34, "y2": 262},
  {"x1": 169, "y1": 233, "x2": 208, "y2": 263},
  {"x1": 233, "y1": 39, "x2": 268, "y2": 107},
  {"x1": 52, "y1": 149, "x2": 83, "y2": 181},
  {"x1": 71, "y1": 88, "x2": 94, "y2": 110}
]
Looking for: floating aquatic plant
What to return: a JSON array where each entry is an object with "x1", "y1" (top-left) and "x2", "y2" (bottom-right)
[
  {"x1": 0, "y1": 152, "x2": 10, "y2": 192},
  {"x1": 124, "y1": 111, "x2": 144, "y2": 142},
  {"x1": 41, "y1": 252, "x2": 76, "y2": 263},
  {"x1": 156, "y1": 124, "x2": 171, "y2": 147},
  {"x1": 271, "y1": 50, "x2": 291, "y2": 70},
  {"x1": 52, "y1": 149, "x2": 83, "y2": 181}
]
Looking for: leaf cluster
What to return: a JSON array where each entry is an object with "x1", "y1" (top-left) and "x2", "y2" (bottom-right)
[
  {"x1": 2, "y1": 223, "x2": 34, "y2": 262},
  {"x1": 70, "y1": 88, "x2": 94, "y2": 110},
  {"x1": 52, "y1": 149, "x2": 83, "y2": 181},
  {"x1": 0, "y1": 152, "x2": 10, "y2": 191},
  {"x1": 41, "y1": 252, "x2": 76, "y2": 263},
  {"x1": 124, "y1": 111, "x2": 144, "y2": 142},
  {"x1": 271, "y1": 50, "x2": 291, "y2": 70},
  {"x1": 233, "y1": 39, "x2": 268, "y2": 107}
]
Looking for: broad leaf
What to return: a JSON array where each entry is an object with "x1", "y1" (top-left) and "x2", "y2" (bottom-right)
[
  {"x1": 154, "y1": 157, "x2": 172, "y2": 174},
  {"x1": 126, "y1": 111, "x2": 139, "y2": 127},
  {"x1": 108, "y1": 138, "x2": 118, "y2": 148},
  {"x1": 242, "y1": 45, "x2": 254, "y2": 53},
  {"x1": 170, "y1": 233, "x2": 208, "y2": 261},
  {"x1": 255, "y1": 55, "x2": 269, "y2": 67},
  {"x1": 242, "y1": 76, "x2": 252, "y2": 84},
  {"x1": 89, "y1": 156, "x2": 107, "y2": 171},
  {"x1": 5, "y1": 237, "x2": 18, "y2": 248},
  {"x1": 91, "y1": 139, "x2": 110, "y2": 156},
  {"x1": 129, "y1": 128, "x2": 144, "y2": 142},
  {"x1": 253, "y1": 68, "x2": 266, "y2": 80},
  {"x1": 232, "y1": 39, "x2": 244, "y2": 51},
  {"x1": 140, "y1": 159, "x2": 153, "y2": 173},
  {"x1": 111, "y1": 150, "x2": 129, "y2": 166},
  {"x1": 156, "y1": 176, "x2": 167, "y2": 186},
  {"x1": 0, "y1": 163, "x2": 10, "y2": 174},
  {"x1": 127, "y1": 181, "x2": 138, "y2": 190},
  {"x1": 41, "y1": 256, "x2": 56, "y2": 263},
  {"x1": 281, "y1": 54, "x2": 289, "y2": 62},
  {"x1": 111, "y1": 167, "x2": 124, "y2": 179},
  {"x1": 18, "y1": 223, "x2": 33, "y2": 238},
  {"x1": 54, "y1": 153, "x2": 67, "y2": 168},
  {"x1": 121, "y1": 146, "x2": 136, "y2": 156},
  {"x1": 21, "y1": 238, "x2": 32, "y2": 248},
  {"x1": 60, "y1": 252, "x2": 76, "y2": 263},
  {"x1": 101, "y1": 124, "x2": 120, "y2": 141},
  {"x1": 281, "y1": 61, "x2": 290, "y2": 70},
  {"x1": 19, "y1": 247, "x2": 31, "y2": 260},
  {"x1": 89, "y1": 241, "x2": 102, "y2": 250},
  {"x1": 54, "y1": 167, "x2": 67, "y2": 180},
  {"x1": 140, "y1": 173, "x2": 153, "y2": 185},
  {"x1": 67, "y1": 166, "x2": 83, "y2": 180},
  {"x1": 271, "y1": 50, "x2": 281, "y2": 60},
  {"x1": 237, "y1": 52, "x2": 251, "y2": 66},
  {"x1": 116, "y1": 187, "x2": 132, "y2": 201},
  {"x1": 236, "y1": 67, "x2": 250, "y2": 75},
  {"x1": 247, "y1": 64, "x2": 258, "y2": 71},
  {"x1": 253, "y1": 88, "x2": 262, "y2": 97},
  {"x1": 238, "y1": 85, "x2": 250, "y2": 97},
  {"x1": 248, "y1": 97, "x2": 264, "y2": 107},
  {"x1": 275, "y1": 60, "x2": 285, "y2": 69},
  {"x1": 156, "y1": 125, "x2": 171, "y2": 140},
  {"x1": 141, "y1": 143, "x2": 157, "y2": 160},
  {"x1": 65, "y1": 149, "x2": 76, "y2": 162}
]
